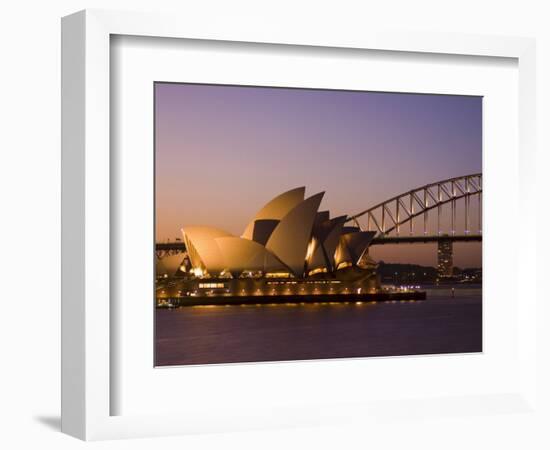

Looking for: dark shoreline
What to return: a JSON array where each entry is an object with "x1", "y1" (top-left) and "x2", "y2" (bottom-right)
[{"x1": 158, "y1": 290, "x2": 426, "y2": 307}]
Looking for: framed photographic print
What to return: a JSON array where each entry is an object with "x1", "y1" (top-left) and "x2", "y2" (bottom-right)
[
  {"x1": 153, "y1": 82, "x2": 483, "y2": 367},
  {"x1": 61, "y1": 9, "x2": 538, "y2": 441}
]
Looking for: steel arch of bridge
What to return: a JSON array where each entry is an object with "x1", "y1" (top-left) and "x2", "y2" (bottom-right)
[{"x1": 348, "y1": 174, "x2": 482, "y2": 237}]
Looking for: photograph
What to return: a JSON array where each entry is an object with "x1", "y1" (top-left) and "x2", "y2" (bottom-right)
[{"x1": 154, "y1": 82, "x2": 483, "y2": 366}]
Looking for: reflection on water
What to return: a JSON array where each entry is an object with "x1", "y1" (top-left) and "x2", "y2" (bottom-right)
[{"x1": 155, "y1": 285, "x2": 482, "y2": 366}]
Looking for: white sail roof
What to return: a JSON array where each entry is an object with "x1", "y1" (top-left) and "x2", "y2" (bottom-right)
[
  {"x1": 215, "y1": 237, "x2": 286, "y2": 275},
  {"x1": 242, "y1": 187, "x2": 305, "y2": 241},
  {"x1": 308, "y1": 216, "x2": 347, "y2": 270},
  {"x1": 180, "y1": 188, "x2": 377, "y2": 279},
  {"x1": 335, "y1": 231, "x2": 376, "y2": 267},
  {"x1": 181, "y1": 226, "x2": 232, "y2": 275},
  {"x1": 265, "y1": 192, "x2": 324, "y2": 277}
]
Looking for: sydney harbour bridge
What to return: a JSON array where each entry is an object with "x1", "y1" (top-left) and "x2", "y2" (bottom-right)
[{"x1": 156, "y1": 173, "x2": 482, "y2": 275}]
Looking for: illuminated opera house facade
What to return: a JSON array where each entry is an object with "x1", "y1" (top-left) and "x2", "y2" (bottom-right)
[{"x1": 156, "y1": 187, "x2": 381, "y2": 303}]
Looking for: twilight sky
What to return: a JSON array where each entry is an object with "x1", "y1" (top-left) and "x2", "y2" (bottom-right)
[{"x1": 155, "y1": 83, "x2": 482, "y2": 267}]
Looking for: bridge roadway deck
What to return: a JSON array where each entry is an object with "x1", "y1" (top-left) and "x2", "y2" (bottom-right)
[
  {"x1": 371, "y1": 235, "x2": 481, "y2": 245},
  {"x1": 155, "y1": 234, "x2": 481, "y2": 252}
]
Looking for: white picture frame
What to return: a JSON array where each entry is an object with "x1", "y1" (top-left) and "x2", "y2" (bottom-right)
[{"x1": 61, "y1": 9, "x2": 537, "y2": 441}]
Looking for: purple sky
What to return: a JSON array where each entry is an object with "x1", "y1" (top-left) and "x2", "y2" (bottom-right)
[{"x1": 155, "y1": 83, "x2": 482, "y2": 267}]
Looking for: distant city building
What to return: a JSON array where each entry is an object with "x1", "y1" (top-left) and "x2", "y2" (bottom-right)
[{"x1": 437, "y1": 238, "x2": 453, "y2": 278}]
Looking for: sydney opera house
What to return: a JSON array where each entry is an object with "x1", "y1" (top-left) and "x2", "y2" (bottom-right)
[{"x1": 156, "y1": 187, "x2": 389, "y2": 304}]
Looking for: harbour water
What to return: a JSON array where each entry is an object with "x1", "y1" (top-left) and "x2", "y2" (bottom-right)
[{"x1": 155, "y1": 284, "x2": 482, "y2": 366}]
